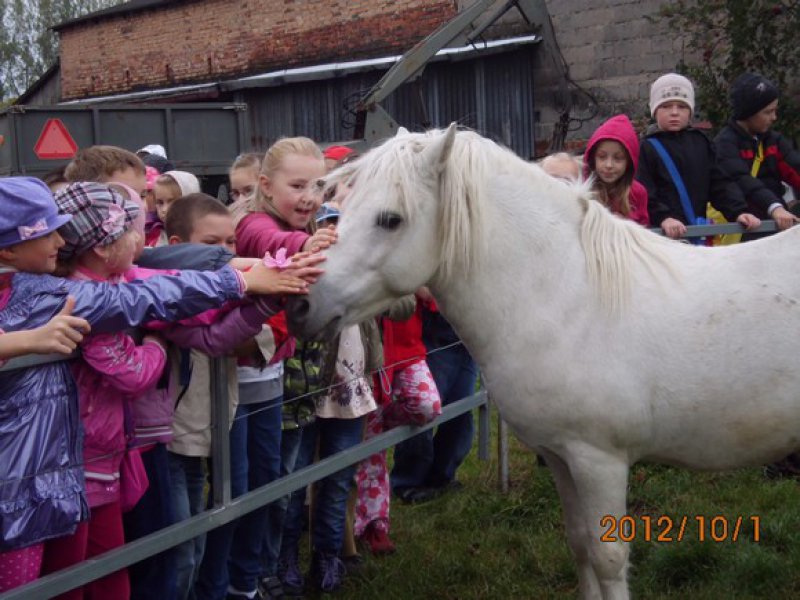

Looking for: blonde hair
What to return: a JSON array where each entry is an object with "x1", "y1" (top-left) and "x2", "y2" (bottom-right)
[
  {"x1": 229, "y1": 137, "x2": 323, "y2": 231},
  {"x1": 229, "y1": 152, "x2": 262, "y2": 176}
]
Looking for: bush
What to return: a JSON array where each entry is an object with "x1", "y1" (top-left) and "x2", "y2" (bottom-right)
[{"x1": 659, "y1": 0, "x2": 799, "y2": 140}]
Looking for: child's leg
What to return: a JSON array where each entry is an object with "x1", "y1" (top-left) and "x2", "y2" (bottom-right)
[
  {"x1": 124, "y1": 443, "x2": 177, "y2": 600},
  {"x1": 84, "y1": 501, "x2": 129, "y2": 600},
  {"x1": 311, "y1": 417, "x2": 365, "y2": 556},
  {"x1": 382, "y1": 359, "x2": 442, "y2": 429},
  {"x1": 167, "y1": 452, "x2": 206, "y2": 600},
  {"x1": 0, "y1": 543, "x2": 45, "y2": 593},
  {"x1": 355, "y1": 408, "x2": 389, "y2": 537},
  {"x1": 41, "y1": 521, "x2": 89, "y2": 600}
]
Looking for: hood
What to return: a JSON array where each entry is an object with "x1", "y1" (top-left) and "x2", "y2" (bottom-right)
[{"x1": 583, "y1": 114, "x2": 640, "y2": 178}]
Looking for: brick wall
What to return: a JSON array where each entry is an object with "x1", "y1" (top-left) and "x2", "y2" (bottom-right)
[
  {"x1": 59, "y1": 0, "x2": 689, "y2": 152},
  {"x1": 59, "y1": 0, "x2": 457, "y2": 100}
]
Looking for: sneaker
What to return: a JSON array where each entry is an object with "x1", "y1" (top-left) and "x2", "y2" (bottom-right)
[
  {"x1": 310, "y1": 551, "x2": 346, "y2": 593},
  {"x1": 360, "y1": 521, "x2": 396, "y2": 555},
  {"x1": 277, "y1": 549, "x2": 305, "y2": 596},
  {"x1": 258, "y1": 575, "x2": 285, "y2": 599},
  {"x1": 340, "y1": 553, "x2": 366, "y2": 578}
]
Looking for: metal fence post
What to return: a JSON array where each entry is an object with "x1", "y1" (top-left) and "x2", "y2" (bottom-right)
[
  {"x1": 477, "y1": 396, "x2": 490, "y2": 461},
  {"x1": 210, "y1": 357, "x2": 232, "y2": 506},
  {"x1": 498, "y1": 415, "x2": 509, "y2": 493}
]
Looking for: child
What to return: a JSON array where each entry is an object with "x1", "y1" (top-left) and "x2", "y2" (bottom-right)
[
  {"x1": 322, "y1": 145, "x2": 354, "y2": 172},
  {"x1": 149, "y1": 171, "x2": 202, "y2": 247},
  {"x1": 540, "y1": 152, "x2": 582, "y2": 182},
  {"x1": 65, "y1": 145, "x2": 148, "y2": 196},
  {"x1": 356, "y1": 292, "x2": 440, "y2": 555},
  {"x1": 228, "y1": 153, "x2": 262, "y2": 205},
  {"x1": 583, "y1": 114, "x2": 650, "y2": 226},
  {"x1": 196, "y1": 139, "x2": 331, "y2": 600},
  {"x1": 41, "y1": 181, "x2": 171, "y2": 599},
  {"x1": 0, "y1": 297, "x2": 88, "y2": 363},
  {"x1": 163, "y1": 194, "x2": 294, "y2": 600},
  {"x1": 715, "y1": 72, "x2": 800, "y2": 234},
  {"x1": 0, "y1": 177, "x2": 307, "y2": 593},
  {"x1": 637, "y1": 73, "x2": 761, "y2": 241}
]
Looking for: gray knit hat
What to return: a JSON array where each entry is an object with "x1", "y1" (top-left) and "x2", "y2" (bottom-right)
[{"x1": 649, "y1": 73, "x2": 695, "y2": 117}]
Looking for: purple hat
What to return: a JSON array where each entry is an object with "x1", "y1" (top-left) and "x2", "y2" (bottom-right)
[
  {"x1": 54, "y1": 182, "x2": 140, "y2": 260},
  {"x1": 0, "y1": 177, "x2": 72, "y2": 248}
]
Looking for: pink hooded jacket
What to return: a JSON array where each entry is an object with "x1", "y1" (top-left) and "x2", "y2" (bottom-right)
[{"x1": 583, "y1": 114, "x2": 650, "y2": 226}]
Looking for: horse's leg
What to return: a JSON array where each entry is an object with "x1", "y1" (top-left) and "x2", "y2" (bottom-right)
[
  {"x1": 564, "y1": 445, "x2": 631, "y2": 600},
  {"x1": 540, "y1": 449, "x2": 602, "y2": 600}
]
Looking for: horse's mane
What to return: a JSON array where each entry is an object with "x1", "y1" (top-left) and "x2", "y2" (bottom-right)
[{"x1": 333, "y1": 128, "x2": 674, "y2": 312}]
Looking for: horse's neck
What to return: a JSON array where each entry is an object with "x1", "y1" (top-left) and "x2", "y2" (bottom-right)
[{"x1": 429, "y1": 180, "x2": 591, "y2": 363}]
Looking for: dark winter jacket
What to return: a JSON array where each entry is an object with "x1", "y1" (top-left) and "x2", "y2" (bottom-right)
[
  {"x1": 637, "y1": 125, "x2": 749, "y2": 227},
  {"x1": 715, "y1": 121, "x2": 800, "y2": 219}
]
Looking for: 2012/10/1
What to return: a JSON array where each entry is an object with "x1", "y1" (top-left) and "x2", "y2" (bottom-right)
[{"x1": 600, "y1": 515, "x2": 761, "y2": 543}]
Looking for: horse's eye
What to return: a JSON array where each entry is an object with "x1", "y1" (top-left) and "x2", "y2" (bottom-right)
[{"x1": 375, "y1": 211, "x2": 403, "y2": 230}]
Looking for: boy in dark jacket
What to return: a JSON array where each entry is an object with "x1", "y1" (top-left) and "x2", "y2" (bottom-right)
[
  {"x1": 715, "y1": 72, "x2": 800, "y2": 233},
  {"x1": 638, "y1": 73, "x2": 761, "y2": 239}
]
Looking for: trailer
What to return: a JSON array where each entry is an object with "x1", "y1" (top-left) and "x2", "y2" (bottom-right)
[{"x1": 0, "y1": 103, "x2": 249, "y2": 178}]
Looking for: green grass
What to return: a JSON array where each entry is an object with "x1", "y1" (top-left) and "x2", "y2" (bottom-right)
[{"x1": 333, "y1": 409, "x2": 800, "y2": 599}]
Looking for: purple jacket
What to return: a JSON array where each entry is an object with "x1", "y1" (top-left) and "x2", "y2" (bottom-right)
[{"x1": 0, "y1": 266, "x2": 243, "y2": 550}]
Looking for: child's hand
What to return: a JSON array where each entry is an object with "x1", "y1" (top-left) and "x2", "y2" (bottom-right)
[
  {"x1": 770, "y1": 206, "x2": 800, "y2": 231},
  {"x1": 302, "y1": 225, "x2": 338, "y2": 252},
  {"x1": 229, "y1": 257, "x2": 261, "y2": 270},
  {"x1": 284, "y1": 251, "x2": 326, "y2": 285},
  {"x1": 660, "y1": 217, "x2": 687, "y2": 240},
  {"x1": 35, "y1": 296, "x2": 90, "y2": 355},
  {"x1": 240, "y1": 262, "x2": 310, "y2": 296},
  {"x1": 736, "y1": 213, "x2": 762, "y2": 231}
]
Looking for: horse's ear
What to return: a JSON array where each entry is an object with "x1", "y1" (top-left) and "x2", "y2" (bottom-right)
[
  {"x1": 422, "y1": 122, "x2": 457, "y2": 173},
  {"x1": 396, "y1": 126, "x2": 410, "y2": 136}
]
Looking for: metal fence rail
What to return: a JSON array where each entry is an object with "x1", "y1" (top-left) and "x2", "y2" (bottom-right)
[{"x1": 0, "y1": 356, "x2": 487, "y2": 599}]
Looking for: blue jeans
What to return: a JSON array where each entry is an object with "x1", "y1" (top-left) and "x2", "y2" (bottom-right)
[
  {"x1": 280, "y1": 417, "x2": 364, "y2": 556},
  {"x1": 124, "y1": 442, "x2": 178, "y2": 600},
  {"x1": 168, "y1": 453, "x2": 207, "y2": 600},
  {"x1": 391, "y1": 343, "x2": 478, "y2": 490},
  {"x1": 195, "y1": 393, "x2": 282, "y2": 599},
  {"x1": 261, "y1": 426, "x2": 303, "y2": 577}
]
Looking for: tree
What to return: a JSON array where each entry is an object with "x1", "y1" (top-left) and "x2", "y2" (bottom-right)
[
  {"x1": 660, "y1": 0, "x2": 800, "y2": 140},
  {"x1": 0, "y1": 0, "x2": 123, "y2": 102}
]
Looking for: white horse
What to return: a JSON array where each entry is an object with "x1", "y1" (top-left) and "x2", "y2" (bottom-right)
[{"x1": 287, "y1": 124, "x2": 800, "y2": 599}]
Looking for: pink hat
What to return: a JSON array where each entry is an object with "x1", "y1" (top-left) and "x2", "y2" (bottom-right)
[{"x1": 323, "y1": 146, "x2": 354, "y2": 162}]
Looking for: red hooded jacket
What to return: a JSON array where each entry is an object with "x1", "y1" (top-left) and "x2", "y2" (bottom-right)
[{"x1": 583, "y1": 114, "x2": 650, "y2": 226}]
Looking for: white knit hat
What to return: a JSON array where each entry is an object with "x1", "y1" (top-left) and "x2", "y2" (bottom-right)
[
  {"x1": 649, "y1": 73, "x2": 695, "y2": 117},
  {"x1": 164, "y1": 170, "x2": 200, "y2": 197}
]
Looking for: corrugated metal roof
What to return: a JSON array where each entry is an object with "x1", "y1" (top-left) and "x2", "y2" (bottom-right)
[{"x1": 242, "y1": 44, "x2": 538, "y2": 158}]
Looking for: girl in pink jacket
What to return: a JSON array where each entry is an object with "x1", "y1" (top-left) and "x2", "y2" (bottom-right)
[{"x1": 583, "y1": 114, "x2": 650, "y2": 226}]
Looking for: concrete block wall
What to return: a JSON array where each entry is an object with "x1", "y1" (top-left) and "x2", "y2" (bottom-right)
[{"x1": 539, "y1": 0, "x2": 687, "y2": 150}]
